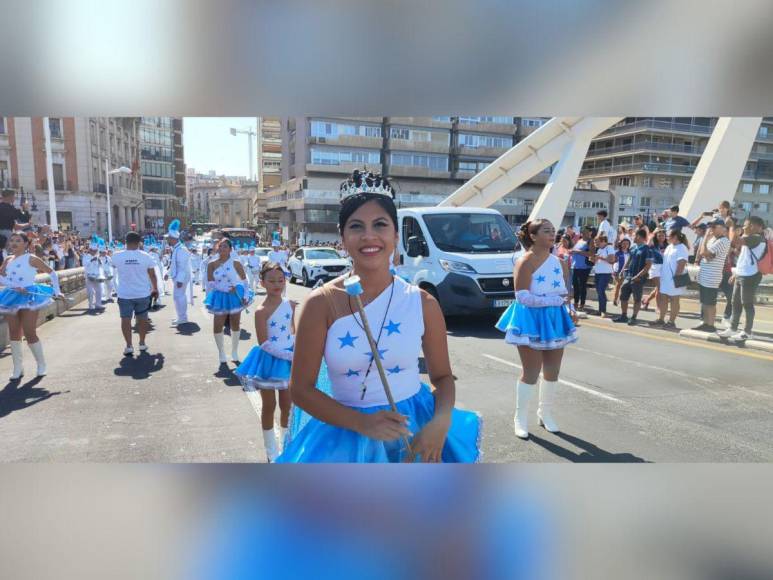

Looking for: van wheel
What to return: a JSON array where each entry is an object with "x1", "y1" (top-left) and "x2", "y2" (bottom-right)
[
  {"x1": 302, "y1": 269, "x2": 311, "y2": 287},
  {"x1": 289, "y1": 272, "x2": 296, "y2": 284}
]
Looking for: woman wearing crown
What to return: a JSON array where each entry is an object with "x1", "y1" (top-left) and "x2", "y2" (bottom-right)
[{"x1": 276, "y1": 170, "x2": 481, "y2": 463}]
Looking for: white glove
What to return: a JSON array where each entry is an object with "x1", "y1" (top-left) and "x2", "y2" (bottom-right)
[
  {"x1": 515, "y1": 289, "x2": 566, "y2": 308},
  {"x1": 49, "y1": 270, "x2": 62, "y2": 296},
  {"x1": 260, "y1": 340, "x2": 294, "y2": 361}
]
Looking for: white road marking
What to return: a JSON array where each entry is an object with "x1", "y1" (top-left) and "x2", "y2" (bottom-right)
[{"x1": 482, "y1": 354, "x2": 624, "y2": 404}]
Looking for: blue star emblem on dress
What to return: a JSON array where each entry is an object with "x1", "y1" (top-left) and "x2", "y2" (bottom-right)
[
  {"x1": 337, "y1": 331, "x2": 358, "y2": 349},
  {"x1": 285, "y1": 313, "x2": 291, "y2": 320},
  {"x1": 345, "y1": 369, "x2": 361, "y2": 377},
  {"x1": 270, "y1": 321, "x2": 277, "y2": 328},
  {"x1": 387, "y1": 365, "x2": 404, "y2": 375},
  {"x1": 270, "y1": 335, "x2": 278, "y2": 342},
  {"x1": 280, "y1": 325, "x2": 287, "y2": 332},
  {"x1": 364, "y1": 348, "x2": 388, "y2": 362},
  {"x1": 536, "y1": 275, "x2": 546, "y2": 283},
  {"x1": 553, "y1": 267, "x2": 561, "y2": 275},
  {"x1": 284, "y1": 345, "x2": 294, "y2": 353},
  {"x1": 383, "y1": 320, "x2": 401, "y2": 336},
  {"x1": 552, "y1": 280, "x2": 561, "y2": 288}
]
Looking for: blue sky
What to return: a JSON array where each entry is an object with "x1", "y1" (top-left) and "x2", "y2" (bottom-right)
[{"x1": 183, "y1": 117, "x2": 257, "y2": 177}]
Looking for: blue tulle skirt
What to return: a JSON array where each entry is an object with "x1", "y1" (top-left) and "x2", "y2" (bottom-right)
[
  {"x1": 0, "y1": 285, "x2": 55, "y2": 314},
  {"x1": 235, "y1": 346, "x2": 292, "y2": 390},
  {"x1": 276, "y1": 364, "x2": 481, "y2": 463},
  {"x1": 496, "y1": 301, "x2": 578, "y2": 350},
  {"x1": 204, "y1": 286, "x2": 255, "y2": 315}
]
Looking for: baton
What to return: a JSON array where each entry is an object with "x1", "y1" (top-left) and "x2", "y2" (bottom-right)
[{"x1": 344, "y1": 276, "x2": 414, "y2": 461}]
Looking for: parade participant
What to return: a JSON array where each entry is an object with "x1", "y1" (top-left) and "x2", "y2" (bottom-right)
[
  {"x1": 82, "y1": 235, "x2": 105, "y2": 313},
  {"x1": 147, "y1": 244, "x2": 165, "y2": 308},
  {"x1": 166, "y1": 220, "x2": 192, "y2": 326},
  {"x1": 190, "y1": 246, "x2": 202, "y2": 286},
  {"x1": 204, "y1": 238, "x2": 254, "y2": 364},
  {"x1": 246, "y1": 246, "x2": 262, "y2": 293},
  {"x1": 99, "y1": 245, "x2": 115, "y2": 304},
  {"x1": 496, "y1": 219, "x2": 578, "y2": 439},
  {"x1": 0, "y1": 232, "x2": 63, "y2": 379},
  {"x1": 235, "y1": 261, "x2": 295, "y2": 461},
  {"x1": 277, "y1": 169, "x2": 480, "y2": 463},
  {"x1": 112, "y1": 232, "x2": 159, "y2": 356},
  {"x1": 200, "y1": 246, "x2": 212, "y2": 289}
]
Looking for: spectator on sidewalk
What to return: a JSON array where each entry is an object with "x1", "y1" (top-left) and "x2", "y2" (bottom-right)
[
  {"x1": 595, "y1": 210, "x2": 617, "y2": 242},
  {"x1": 555, "y1": 234, "x2": 573, "y2": 262},
  {"x1": 0, "y1": 189, "x2": 31, "y2": 265},
  {"x1": 652, "y1": 230, "x2": 690, "y2": 330},
  {"x1": 719, "y1": 216, "x2": 768, "y2": 341},
  {"x1": 590, "y1": 235, "x2": 616, "y2": 317},
  {"x1": 612, "y1": 238, "x2": 631, "y2": 307},
  {"x1": 693, "y1": 218, "x2": 732, "y2": 333},
  {"x1": 664, "y1": 205, "x2": 691, "y2": 234},
  {"x1": 691, "y1": 223, "x2": 707, "y2": 265},
  {"x1": 642, "y1": 228, "x2": 667, "y2": 313},
  {"x1": 569, "y1": 226, "x2": 593, "y2": 311},
  {"x1": 613, "y1": 229, "x2": 652, "y2": 325}
]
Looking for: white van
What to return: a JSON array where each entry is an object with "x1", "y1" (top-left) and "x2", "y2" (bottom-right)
[{"x1": 397, "y1": 207, "x2": 523, "y2": 316}]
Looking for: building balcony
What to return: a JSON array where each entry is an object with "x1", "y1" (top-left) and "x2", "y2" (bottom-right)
[
  {"x1": 0, "y1": 177, "x2": 19, "y2": 189},
  {"x1": 749, "y1": 150, "x2": 773, "y2": 161},
  {"x1": 389, "y1": 117, "x2": 453, "y2": 129},
  {"x1": 388, "y1": 165, "x2": 452, "y2": 179},
  {"x1": 756, "y1": 132, "x2": 773, "y2": 143},
  {"x1": 600, "y1": 119, "x2": 715, "y2": 138},
  {"x1": 307, "y1": 134, "x2": 382, "y2": 149},
  {"x1": 387, "y1": 138, "x2": 450, "y2": 154},
  {"x1": 585, "y1": 141, "x2": 705, "y2": 160},
  {"x1": 579, "y1": 162, "x2": 698, "y2": 178},
  {"x1": 455, "y1": 144, "x2": 512, "y2": 158},
  {"x1": 455, "y1": 121, "x2": 517, "y2": 135},
  {"x1": 306, "y1": 162, "x2": 383, "y2": 175},
  {"x1": 39, "y1": 179, "x2": 73, "y2": 192}
]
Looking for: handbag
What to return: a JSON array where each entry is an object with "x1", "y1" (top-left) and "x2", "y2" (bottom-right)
[{"x1": 673, "y1": 272, "x2": 690, "y2": 288}]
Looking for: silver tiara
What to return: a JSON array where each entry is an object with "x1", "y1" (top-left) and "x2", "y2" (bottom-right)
[{"x1": 339, "y1": 169, "x2": 395, "y2": 200}]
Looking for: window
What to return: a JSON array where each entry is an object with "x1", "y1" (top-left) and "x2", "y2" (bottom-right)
[
  {"x1": 616, "y1": 177, "x2": 632, "y2": 186},
  {"x1": 52, "y1": 163, "x2": 65, "y2": 190},
  {"x1": 640, "y1": 196, "x2": 652, "y2": 207},
  {"x1": 458, "y1": 133, "x2": 512, "y2": 149},
  {"x1": 432, "y1": 116, "x2": 451, "y2": 122},
  {"x1": 759, "y1": 126, "x2": 769, "y2": 138},
  {"x1": 402, "y1": 216, "x2": 426, "y2": 249},
  {"x1": 310, "y1": 147, "x2": 380, "y2": 166},
  {"x1": 620, "y1": 195, "x2": 634, "y2": 206},
  {"x1": 0, "y1": 117, "x2": 5, "y2": 134},
  {"x1": 310, "y1": 120, "x2": 381, "y2": 139},
  {"x1": 390, "y1": 152, "x2": 448, "y2": 171},
  {"x1": 521, "y1": 118, "x2": 545, "y2": 128},
  {"x1": 45, "y1": 211, "x2": 73, "y2": 230},
  {"x1": 640, "y1": 176, "x2": 652, "y2": 187},
  {"x1": 760, "y1": 184, "x2": 770, "y2": 195},
  {"x1": 742, "y1": 182, "x2": 754, "y2": 193},
  {"x1": 458, "y1": 116, "x2": 513, "y2": 124},
  {"x1": 741, "y1": 201, "x2": 753, "y2": 212},
  {"x1": 758, "y1": 202, "x2": 769, "y2": 213},
  {"x1": 658, "y1": 177, "x2": 673, "y2": 188},
  {"x1": 759, "y1": 144, "x2": 767, "y2": 153},
  {"x1": 0, "y1": 160, "x2": 8, "y2": 186},
  {"x1": 49, "y1": 118, "x2": 62, "y2": 139}
]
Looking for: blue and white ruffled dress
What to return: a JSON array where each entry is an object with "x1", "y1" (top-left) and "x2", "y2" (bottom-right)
[
  {"x1": 0, "y1": 254, "x2": 55, "y2": 314},
  {"x1": 235, "y1": 299, "x2": 294, "y2": 390},
  {"x1": 496, "y1": 254, "x2": 578, "y2": 350},
  {"x1": 276, "y1": 277, "x2": 481, "y2": 463},
  {"x1": 203, "y1": 258, "x2": 255, "y2": 315}
]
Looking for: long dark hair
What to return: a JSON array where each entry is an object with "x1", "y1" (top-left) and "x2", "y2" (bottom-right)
[
  {"x1": 518, "y1": 219, "x2": 548, "y2": 249},
  {"x1": 669, "y1": 230, "x2": 688, "y2": 246}
]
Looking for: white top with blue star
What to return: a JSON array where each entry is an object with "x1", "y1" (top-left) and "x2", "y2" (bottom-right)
[
  {"x1": 530, "y1": 254, "x2": 567, "y2": 296},
  {"x1": 210, "y1": 257, "x2": 243, "y2": 292},
  {"x1": 265, "y1": 298, "x2": 295, "y2": 354},
  {"x1": 325, "y1": 276, "x2": 423, "y2": 408},
  {"x1": 0, "y1": 253, "x2": 38, "y2": 287}
]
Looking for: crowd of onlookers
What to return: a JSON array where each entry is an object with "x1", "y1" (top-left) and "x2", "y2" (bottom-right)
[{"x1": 554, "y1": 203, "x2": 772, "y2": 340}]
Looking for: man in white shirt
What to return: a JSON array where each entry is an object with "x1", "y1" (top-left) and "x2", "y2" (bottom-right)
[
  {"x1": 595, "y1": 210, "x2": 617, "y2": 243},
  {"x1": 112, "y1": 232, "x2": 159, "y2": 355},
  {"x1": 693, "y1": 219, "x2": 731, "y2": 333},
  {"x1": 167, "y1": 224, "x2": 191, "y2": 326}
]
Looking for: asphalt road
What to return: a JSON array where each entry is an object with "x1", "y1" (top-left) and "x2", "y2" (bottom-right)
[{"x1": 1, "y1": 280, "x2": 772, "y2": 462}]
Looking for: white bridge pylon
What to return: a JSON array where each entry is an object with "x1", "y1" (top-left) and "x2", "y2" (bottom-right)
[{"x1": 439, "y1": 116, "x2": 761, "y2": 230}]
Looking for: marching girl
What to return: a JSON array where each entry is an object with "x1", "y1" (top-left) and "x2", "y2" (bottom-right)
[
  {"x1": 235, "y1": 261, "x2": 295, "y2": 462},
  {"x1": 204, "y1": 238, "x2": 254, "y2": 364},
  {"x1": 276, "y1": 170, "x2": 480, "y2": 463},
  {"x1": 0, "y1": 233, "x2": 64, "y2": 380},
  {"x1": 82, "y1": 236, "x2": 105, "y2": 312},
  {"x1": 495, "y1": 219, "x2": 578, "y2": 439}
]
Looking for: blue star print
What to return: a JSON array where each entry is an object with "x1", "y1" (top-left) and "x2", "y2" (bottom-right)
[
  {"x1": 280, "y1": 325, "x2": 287, "y2": 332},
  {"x1": 383, "y1": 320, "x2": 401, "y2": 335},
  {"x1": 285, "y1": 313, "x2": 291, "y2": 320},
  {"x1": 270, "y1": 321, "x2": 277, "y2": 328},
  {"x1": 553, "y1": 267, "x2": 561, "y2": 275},
  {"x1": 536, "y1": 275, "x2": 546, "y2": 283},
  {"x1": 270, "y1": 335, "x2": 278, "y2": 342},
  {"x1": 345, "y1": 369, "x2": 361, "y2": 377},
  {"x1": 552, "y1": 280, "x2": 561, "y2": 288},
  {"x1": 387, "y1": 365, "x2": 404, "y2": 375},
  {"x1": 284, "y1": 346, "x2": 294, "y2": 353},
  {"x1": 364, "y1": 348, "x2": 388, "y2": 362},
  {"x1": 337, "y1": 331, "x2": 358, "y2": 349}
]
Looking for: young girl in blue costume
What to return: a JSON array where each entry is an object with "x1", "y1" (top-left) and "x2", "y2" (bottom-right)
[
  {"x1": 204, "y1": 238, "x2": 254, "y2": 365},
  {"x1": 276, "y1": 170, "x2": 480, "y2": 463},
  {"x1": 235, "y1": 261, "x2": 295, "y2": 462},
  {"x1": 496, "y1": 219, "x2": 578, "y2": 439},
  {"x1": 0, "y1": 233, "x2": 64, "y2": 380}
]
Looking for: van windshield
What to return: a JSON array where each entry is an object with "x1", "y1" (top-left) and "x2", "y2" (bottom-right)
[{"x1": 423, "y1": 213, "x2": 518, "y2": 253}]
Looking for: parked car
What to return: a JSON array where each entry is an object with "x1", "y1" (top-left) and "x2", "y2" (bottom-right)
[{"x1": 288, "y1": 247, "x2": 351, "y2": 286}]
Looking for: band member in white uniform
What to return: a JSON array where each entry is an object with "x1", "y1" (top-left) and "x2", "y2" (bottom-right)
[
  {"x1": 82, "y1": 236, "x2": 105, "y2": 312},
  {"x1": 246, "y1": 247, "x2": 262, "y2": 292},
  {"x1": 100, "y1": 247, "x2": 115, "y2": 303},
  {"x1": 148, "y1": 245, "x2": 165, "y2": 307},
  {"x1": 0, "y1": 232, "x2": 63, "y2": 379},
  {"x1": 166, "y1": 220, "x2": 191, "y2": 326}
]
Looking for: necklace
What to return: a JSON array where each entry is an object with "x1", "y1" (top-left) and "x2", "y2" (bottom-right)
[{"x1": 348, "y1": 279, "x2": 395, "y2": 400}]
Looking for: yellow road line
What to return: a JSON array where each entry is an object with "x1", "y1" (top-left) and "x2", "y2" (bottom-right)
[{"x1": 579, "y1": 320, "x2": 773, "y2": 363}]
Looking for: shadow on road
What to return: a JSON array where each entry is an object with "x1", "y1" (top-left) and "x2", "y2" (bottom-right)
[
  {"x1": 445, "y1": 315, "x2": 502, "y2": 340},
  {"x1": 113, "y1": 352, "x2": 165, "y2": 380},
  {"x1": 214, "y1": 363, "x2": 242, "y2": 387},
  {"x1": 0, "y1": 376, "x2": 67, "y2": 419},
  {"x1": 223, "y1": 327, "x2": 252, "y2": 341},
  {"x1": 58, "y1": 307, "x2": 95, "y2": 318},
  {"x1": 529, "y1": 431, "x2": 649, "y2": 463},
  {"x1": 175, "y1": 322, "x2": 201, "y2": 336}
]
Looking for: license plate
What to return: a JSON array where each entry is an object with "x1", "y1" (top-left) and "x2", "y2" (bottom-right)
[{"x1": 494, "y1": 299, "x2": 514, "y2": 308}]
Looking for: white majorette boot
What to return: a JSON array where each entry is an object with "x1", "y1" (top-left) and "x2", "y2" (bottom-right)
[
  {"x1": 263, "y1": 429, "x2": 279, "y2": 462},
  {"x1": 9, "y1": 340, "x2": 24, "y2": 380},
  {"x1": 537, "y1": 379, "x2": 560, "y2": 433},
  {"x1": 514, "y1": 380, "x2": 535, "y2": 439},
  {"x1": 28, "y1": 341, "x2": 47, "y2": 377},
  {"x1": 230, "y1": 331, "x2": 240, "y2": 363},
  {"x1": 214, "y1": 332, "x2": 228, "y2": 364}
]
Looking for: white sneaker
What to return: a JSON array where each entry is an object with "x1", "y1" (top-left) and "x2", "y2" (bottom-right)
[
  {"x1": 721, "y1": 317, "x2": 731, "y2": 328},
  {"x1": 138, "y1": 343, "x2": 148, "y2": 352},
  {"x1": 731, "y1": 330, "x2": 750, "y2": 341},
  {"x1": 718, "y1": 327, "x2": 735, "y2": 338},
  {"x1": 123, "y1": 346, "x2": 134, "y2": 356}
]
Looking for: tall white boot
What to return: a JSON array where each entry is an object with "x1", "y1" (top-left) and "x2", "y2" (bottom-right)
[
  {"x1": 537, "y1": 379, "x2": 560, "y2": 433},
  {"x1": 230, "y1": 331, "x2": 240, "y2": 362},
  {"x1": 514, "y1": 381, "x2": 535, "y2": 439},
  {"x1": 263, "y1": 429, "x2": 279, "y2": 462},
  {"x1": 28, "y1": 341, "x2": 47, "y2": 377},
  {"x1": 213, "y1": 332, "x2": 227, "y2": 364},
  {"x1": 9, "y1": 340, "x2": 24, "y2": 380}
]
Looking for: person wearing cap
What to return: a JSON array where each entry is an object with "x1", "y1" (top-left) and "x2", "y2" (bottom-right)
[
  {"x1": 166, "y1": 219, "x2": 191, "y2": 326},
  {"x1": 82, "y1": 236, "x2": 105, "y2": 313},
  {"x1": 691, "y1": 223, "x2": 707, "y2": 265},
  {"x1": 693, "y1": 218, "x2": 731, "y2": 333}
]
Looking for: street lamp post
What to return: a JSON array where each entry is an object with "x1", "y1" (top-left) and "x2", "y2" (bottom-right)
[
  {"x1": 230, "y1": 126, "x2": 256, "y2": 181},
  {"x1": 43, "y1": 117, "x2": 58, "y2": 231},
  {"x1": 105, "y1": 161, "x2": 132, "y2": 244}
]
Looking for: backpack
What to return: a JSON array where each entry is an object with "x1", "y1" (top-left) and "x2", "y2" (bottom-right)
[{"x1": 750, "y1": 234, "x2": 773, "y2": 275}]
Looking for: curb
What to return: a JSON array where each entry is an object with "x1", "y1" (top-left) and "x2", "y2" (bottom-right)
[{"x1": 679, "y1": 328, "x2": 773, "y2": 354}]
